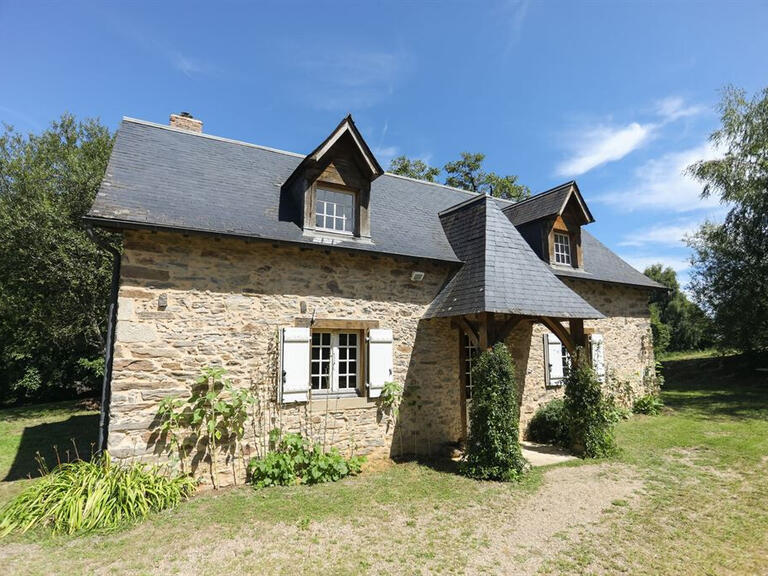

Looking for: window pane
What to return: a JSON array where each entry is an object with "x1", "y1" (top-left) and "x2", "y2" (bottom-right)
[
  {"x1": 336, "y1": 332, "x2": 358, "y2": 391},
  {"x1": 315, "y1": 189, "x2": 355, "y2": 233},
  {"x1": 311, "y1": 332, "x2": 332, "y2": 391}
]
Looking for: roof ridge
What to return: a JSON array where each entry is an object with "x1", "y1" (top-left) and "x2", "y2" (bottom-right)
[
  {"x1": 504, "y1": 181, "x2": 574, "y2": 211},
  {"x1": 122, "y1": 117, "x2": 306, "y2": 158}
]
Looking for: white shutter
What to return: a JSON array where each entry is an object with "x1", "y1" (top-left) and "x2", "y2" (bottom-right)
[
  {"x1": 367, "y1": 328, "x2": 393, "y2": 398},
  {"x1": 280, "y1": 327, "x2": 310, "y2": 403},
  {"x1": 544, "y1": 333, "x2": 564, "y2": 386},
  {"x1": 590, "y1": 333, "x2": 606, "y2": 382}
]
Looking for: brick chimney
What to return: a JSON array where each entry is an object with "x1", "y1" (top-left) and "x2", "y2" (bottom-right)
[{"x1": 169, "y1": 112, "x2": 203, "y2": 133}]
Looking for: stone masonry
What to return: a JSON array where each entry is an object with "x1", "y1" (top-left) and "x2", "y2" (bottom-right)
[
  {"x1": 109, "y1": 229, "x2": 654, "y2": 485},
  {"x1": 513, "y1": 278, "x2": 656, "y2": 432},
  {"x1": 109, "y1": 230, "x2": 461, "y2": 485}
]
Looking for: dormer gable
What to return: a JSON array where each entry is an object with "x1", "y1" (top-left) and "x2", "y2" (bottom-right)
[
  {"x1": 281, "y1": 115, "x2": 383, "y2": 240},
  {"x1": 502, "y1": 181, "x2": 594, "y2": 269}
]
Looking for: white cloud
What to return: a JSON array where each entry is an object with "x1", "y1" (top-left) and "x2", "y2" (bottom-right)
[
  {"x1": 295, "y1": 50, "x2": 402, "y2": 111},
  {"x1": 655, "y1": 96, "x2": 706, "y2": 122},
  {"x1": 618, "y1": 220, "x2": 701, "y2": 248},
  {"x1": 555, "y1": 122, "x2": 654, "y2": 177},
  {"x1": 620, "y1": 254, "x2": 691, "y2": 276},
  {"x1": 596, "y1": 141, "x2": 723, "y2": 212},
  {"x1": 170, "y1": 51, "x2": 204, "y2": 77},
  {"x1": 555, "y1": 96, "x2": 706, "y2": 177},
  {"x1": 373, "y1": 145, "x2": 399, "y2": 167}
]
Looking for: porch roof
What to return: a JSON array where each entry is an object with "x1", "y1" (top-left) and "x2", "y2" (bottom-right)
[{"x1": 424, "y1": 194, "x2": 603, "y2": 320}]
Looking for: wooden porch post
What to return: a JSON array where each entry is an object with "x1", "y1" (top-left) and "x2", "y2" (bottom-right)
[{"x1": 569, "y1": 318, "x2": 589, "y2": 365}]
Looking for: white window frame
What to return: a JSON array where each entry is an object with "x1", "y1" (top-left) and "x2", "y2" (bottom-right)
[
  {"x1": 463, "y1": 333, "x2": 479, "y2": 400},
  {"x1": 315, "y1": 187, "x2": 356, "y2": 235},
  {"x1": 310, "y1": 330, "x2": 360, "y2": 396},
  {"x1": 553, "y1": 232, "x2": 572, "y2": 265}
]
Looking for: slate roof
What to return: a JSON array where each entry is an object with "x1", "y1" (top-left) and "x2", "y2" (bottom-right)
[
  {"x1": 423, "y1": 195, "x2": 603, "y2": 319},
  {"x1": 503, "y1": 181, "x2": 593, "y2": 226},
  {"x1": 87, "y1": 118, "x2": 492, "y2": 263},
  {"x1": 551, "y1": 230, "x2": 663, "y2": 289},
  {"x1": 86, "y1": 117, "x2": 661, "y2": 307}
]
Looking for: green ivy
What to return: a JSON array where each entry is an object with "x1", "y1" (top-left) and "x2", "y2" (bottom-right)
[
  {"x1": 563, "y1": 357, "x2": 617, "y2": 458},
  {"x1": 459, "y1": 343, "x2": 527, "y2": 482},
  {"x1": 247, "y1": 429, "x2": 364, "y2": 489}
]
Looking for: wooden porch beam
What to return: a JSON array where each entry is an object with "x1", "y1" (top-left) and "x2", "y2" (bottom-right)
[
  {"x1": 494, "y1": 316, "x2": 524, "y2": 343},
  {"x1": 452, "y1": 317, "x2": 479, "y2": 346},
  {"x1": 540, "y1": 317, "x2": 577, "y2": 356}
]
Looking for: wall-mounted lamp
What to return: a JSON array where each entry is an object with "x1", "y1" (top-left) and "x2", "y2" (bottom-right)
[
  {"x1": 158, "y1": 293, "x2": 168, "y2": 309},
  {"x1": 411, "y1": 271, "x2": 425, "y2": 282}
]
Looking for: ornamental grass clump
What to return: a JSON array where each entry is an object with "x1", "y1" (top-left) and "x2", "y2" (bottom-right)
[
  {"x1": 0, "y1": 452, "x2": 196, "y2": 536},
  {"x1": 564, "y1": 356, "x2": 618, "y2": 458},
  {"x1": 459, "y1": 343, "x2": 527, "y2": 482}
]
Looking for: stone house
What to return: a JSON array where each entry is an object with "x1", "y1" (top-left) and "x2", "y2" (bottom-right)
[{"x1": 86, "y1": 113, "x2": 662, "y2": 484}]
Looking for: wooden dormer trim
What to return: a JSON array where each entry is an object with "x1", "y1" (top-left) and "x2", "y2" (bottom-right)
[{"x1": 282, "y1": 115, "x2": 380, "y2": 240}]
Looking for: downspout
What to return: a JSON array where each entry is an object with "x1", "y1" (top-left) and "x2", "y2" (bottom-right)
[{"x1": 87, "y1": 225, "x2": 121, "y2": 454}]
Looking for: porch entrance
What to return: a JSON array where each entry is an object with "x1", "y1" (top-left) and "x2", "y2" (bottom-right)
[{"x1": 453, "y1": 312, "x2": 592, "y2": 443}]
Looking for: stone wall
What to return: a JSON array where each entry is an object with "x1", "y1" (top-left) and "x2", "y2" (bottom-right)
[
  {"x1": 109, "y1": 230, "x2": 461, "y2": 485},
  {"x1": 108, "y1": 229, "x2": 655, "y2": 484},
  {"x1": 513, "y1": 279, "x2": 656, "y2": 433}
]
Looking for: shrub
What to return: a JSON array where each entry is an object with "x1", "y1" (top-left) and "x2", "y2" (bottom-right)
[
  {"x1": 247, "y1": 429, "x2": 364, "y2": 488},
  {"x1": 0, "y1": 452, "x2": 196, "y2": 536},
  {"x1": 564, "y1": 357, "x2": 617, "y2": 458},
  {"x1": 155, "y1": 366, "x2": 256, "y2": 488},
  {"x1": 527, "y1": 399, "x2": 569, "y2": 447},
  {"x1": 633, "y1": 394, "x2": 664, "y2": 415},
  {"x1": 459, "y1": 343, "x2": 527, "y2": 482}
]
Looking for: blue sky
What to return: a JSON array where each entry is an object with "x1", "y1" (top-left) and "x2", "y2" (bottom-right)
[{"x1": 2, "y1": 1, "x2": 766, "y2": 287}]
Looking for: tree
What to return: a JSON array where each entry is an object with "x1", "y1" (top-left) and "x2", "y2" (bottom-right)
[
  {"x1": 444, "y1": 152, "x2": 530, "y2": 202},
  {"x1": 388, "y1": 155, "x2": 440, "y2": 182},
  {"x1": 459, "y1": 343, "x2": 527, "y2": 482},
  {"x1": 643, "y1": 264, "x2": 713, "y2": 353},
  {"x1": 389, "y1": 152, "x2": 531, "y2": 202},
  {"x1": 686, "y1": 86, "x2": 768, "y2": 354},
  {"x1": 0, "y1": 115, "x2": 116, "y2": 403}
]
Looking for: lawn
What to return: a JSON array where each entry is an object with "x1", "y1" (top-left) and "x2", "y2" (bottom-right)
[{"x1": 0, "y1": 354, "x2": 767, "y2": 575}]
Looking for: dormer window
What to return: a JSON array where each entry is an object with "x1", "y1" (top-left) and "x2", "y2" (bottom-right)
[
  {"x1": 316, "y1": 187, "x2": 356, "y2": 234},
  {"x1": 280, "y1": 115, "x2": 383, "y2": 242},
  {"x1": 553, "y1": 232, "x2": 572, "y2": 265}
]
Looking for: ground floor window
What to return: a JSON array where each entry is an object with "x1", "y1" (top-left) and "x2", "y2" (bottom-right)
[
  {"x1": 311, "y1": 331, "x2": 360, "y2": 394},
  {"x1": 463, "y1": 333, "x2": 479, "y2": 399}
]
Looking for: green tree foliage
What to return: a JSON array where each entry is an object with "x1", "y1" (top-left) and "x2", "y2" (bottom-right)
[
  {"x1": 388, "y1": 155, "x2": 440, "y2": 182},
  {"x1": 686, "y1": 86, "x2": 768, "y2": 354},
  {"x1": 459, "y1": 343, "x2": 527, "y2": 481},
  {"x1": 527, "y1": 398, "x2": 569, "y2": 447},
  {"x1": 564, "y1": 357, "x2": 617, "y2": 458},
  {"x1": 388, "y1": 152, "x2": 531, "y2": 202},
  {"x1": 644, "y1": 264, "x2": 713, "y2": 354},
  {"x1": 0, "y1": 115, "x2": 116, "y2": 403},
  {"x1": 444, "y1": 152, "x2": 530, "y2": 201}
]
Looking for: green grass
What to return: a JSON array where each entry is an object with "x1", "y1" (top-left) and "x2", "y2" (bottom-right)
[
  {"x1": 0, "y1": 400, "x2": 98, "y2": 505},
  {"x1": 657, "y1": 347, "x2": 728, "y2": 361},
  {"x1": 1, "y1": 355, "x2": 767, "y2": 574},
  {"x1": 542, "y1": 353, "x2": 768, "y2": 574}
]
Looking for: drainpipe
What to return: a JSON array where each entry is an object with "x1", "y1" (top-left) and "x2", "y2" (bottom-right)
[{"x1": 86, "y1": 225, "x2": 121, "y2": 454}]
